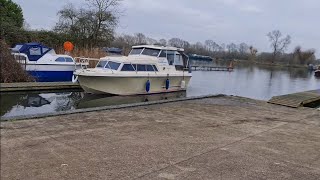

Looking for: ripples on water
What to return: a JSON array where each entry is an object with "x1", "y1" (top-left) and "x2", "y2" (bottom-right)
[
  {"x1": 1, "y1": 64, "x2": 319, "y2": 118},
  {"x1": 188, "y1": 63, "x2": 319, "y2": 100}
]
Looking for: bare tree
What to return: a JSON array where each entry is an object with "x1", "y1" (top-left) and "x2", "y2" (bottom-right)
[
  {"x1": 227, "y1": 43, "x2": 237, "y2": 53},
  {"x1": 122, "y1": 34, "x2": 135, "y2": 45},
  {"x1": 267, "y1": 30, "x2": 291, "y2": 62},
  {"x1": 146, "y1": 37, "x2": 157, "y2": 45},
  {"x1": 134, "y1": 33, "x2": 147, "y2": 44},
  {"x1": 293, "y1": 46, "x2": 316, "y2": 65},
  {"x1": 55, "y1": 0, "x2": 121, "y2": 48},
  {"x1": 219, "y1": 43, "x2": 226, "y2": 52},
  {"x1": 211, "y1": 42, "x2": 220, "y2": 52},
  {"x1": 205, "y1": 40, "x2": 214, "y2": 51},
  {"x1": 86, "y1": 0, "x2": 121, "y2": 44},
  {"x1": 168, "y1": 38, "x2": 185, "y2": 48},
  {"x1": 239, "y1": 43, "x2": 249, "y2": 54},
  {"x1": 158, "y1": 39, "x2": 167, "y2": 46}
]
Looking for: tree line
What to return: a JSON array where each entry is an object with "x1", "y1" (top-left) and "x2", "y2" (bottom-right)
[
  {"x1": 1, "y1": 0, "x2": 121, "y2": 50},
  {"x1": 0, "y1": 0, "x2": 318, "y2": 66},
  {"x1": 111, "y1": 32, "x2": 317, "y2": 65}
]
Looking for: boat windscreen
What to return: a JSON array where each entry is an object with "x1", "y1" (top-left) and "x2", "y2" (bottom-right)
[
  {"x1": 130, "y1": 48, "x2": 143, "y2": 55},
  {"x1": 13, "y1": 45, "x2": 23, "y2": 51},
  {"x1": 106, "y1": 61, "x2": 121, "y2": 70},
  {"x1": 141, "y1": 48, "x2": 160, "y2": 57},
  {"x1": 96, "y1": 61, "x2": 108, "y2": 68}
]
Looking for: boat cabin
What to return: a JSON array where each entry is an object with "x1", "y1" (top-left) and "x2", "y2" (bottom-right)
[
  {"x1": 129, "y1": 45, "x2": 189, "y2": 71},
  {"x1": 11, "y1": 43, "x2": 54, "y2": 61},
  {"x1": 11, "y1": 43, "x2": 76, "y2": 64},
  {"x1": 96, "y1": 60, "x2": 158, "y2": 72}
]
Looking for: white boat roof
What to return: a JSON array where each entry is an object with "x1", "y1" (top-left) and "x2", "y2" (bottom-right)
[{"x1": 132, "y1": 45, "x2": 184, "y2": 52}]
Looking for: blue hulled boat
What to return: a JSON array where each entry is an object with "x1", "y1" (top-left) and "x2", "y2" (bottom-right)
[{"x1": 11, "y1": 43, "x2": 86, "y2": 82}]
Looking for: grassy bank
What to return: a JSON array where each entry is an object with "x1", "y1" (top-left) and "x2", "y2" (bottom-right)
[{"x1": 231, "y1": 59, "x2": 310, "y2": 69}]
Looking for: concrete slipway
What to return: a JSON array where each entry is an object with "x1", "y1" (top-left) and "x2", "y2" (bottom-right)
[{"x1": 1, "y1": 96, "x2": 320, "y2": 180}]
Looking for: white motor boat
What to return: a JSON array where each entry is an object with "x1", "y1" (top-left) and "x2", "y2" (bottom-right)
[
  {"x1": 73, "y1": 45, "x2": 192, "y2": 95},
  {"x1": 11, "y1": 43, "x2": 87, "y2": 82}
]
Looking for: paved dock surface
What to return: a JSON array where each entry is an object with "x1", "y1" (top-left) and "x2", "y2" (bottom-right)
[{"x1": 1, "y1": 96, "x2": 320, "y2": 180}]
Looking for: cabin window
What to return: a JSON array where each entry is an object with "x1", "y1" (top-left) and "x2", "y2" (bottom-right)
[
  {"x1": 55, "y1": 57, "x2": 66, "y2": 62},
  {"x1": 137, "y1": 64, "x2": 146, "y2": 71},
  {"x1": 42, "y1": 47, "x2": 49, "y2": 53},
  {"x1": 65, "y1": 57, "x2": 74, "y2": 62},
  {"x1": 159, "y1": 50, "x2": 167, "y2": 58},
  {"x1": 29, "y1": 47, "x2": 42, "y2": 55},
  {"x1": 134, "y1": 64, "x2": 158, "y2": 72},
  {"x1": 106, "y1": 61, "x2": 121, "y2": 70},
  {"x1": 167, "y1": 51, "x2": 175, "y2": 65},
  {"x1": 96, "y1": 60, "x2": 108, "y2": 68},
  {"x1": 14, "y1": 45, "x2": 23, "y2": 51},
  {"x1": 142, "y1": 48, "x2": 160, "y2": 57},
  {"x1": 146, "y1": 65, "x2": 155, "y2": 71},
  {"x1": 121, "y1": 64, "x2": 135, "y2": 71},
  {"x1": 130, "y1": 48, "x2": 143, "y2": 55},
  {"x1": 174, "y1": 54, "x2": 183, "y2": 65}
]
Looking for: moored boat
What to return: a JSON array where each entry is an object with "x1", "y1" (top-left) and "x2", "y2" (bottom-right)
[
  {"x1": 73, "y1": 45, "x2": 192, "y2": 95},
  {"x1": 11, "y1": 43, "x2": 87, "y2": 82}
]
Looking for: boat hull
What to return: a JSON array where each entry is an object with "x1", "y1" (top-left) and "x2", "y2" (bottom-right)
[
  {"x1": 23, "y1": 64, "x2": 79, "y2": 82},
  {"x1": 77, "y1": 75, "x2": 192, "y2": 95},
  {"x1": 27, "y1": 71, "x2": 74, "y2": 82}
]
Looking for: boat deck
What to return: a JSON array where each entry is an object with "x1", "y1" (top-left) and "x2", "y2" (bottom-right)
[
  {"x1": 268, "y1": 89, "x2": 320, "y2": 108},
  {"x1": 0, "y1": 82, "x2": 81, "y2": 92}
]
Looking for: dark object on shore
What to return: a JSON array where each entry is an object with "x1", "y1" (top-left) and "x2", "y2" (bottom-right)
[
  {"x1": 191, "y1": 61, "x2": 234, "y2": 72},
  {"x1": 188, "y1": 54, "x2": 213, "y2": 62},
  {"x1": 308, "y1": 64, "x2": 315, "y2": 71},
  {"x1": 0, "y1": 40, "x2": 34, "y2": 83},
  {"x1": 103, "y1": 47, "x2": 122, "y2": 55},
  {"x1": 315, "y1": 70, "x2": 320, "y2": 77}
]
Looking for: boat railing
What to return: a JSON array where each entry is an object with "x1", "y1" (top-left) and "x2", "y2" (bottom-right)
[
  {"x1": 12, "y1": 53, "x2": 27, "y2": 70},
  {"x1": 74, "y1": 57, "x2": 100, "y2": 69}
]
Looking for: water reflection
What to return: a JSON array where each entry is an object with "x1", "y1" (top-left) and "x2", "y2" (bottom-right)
[
  {"x1": 187, "y1": 63, "x2": 320, "y2": 100},
  {"x1": 0, "y1": 91, "x2": 186, "y2": 118},
  {"x1": 77, "y1": 91, "x2": 186, "y2": 109},
  {"x1": 1, "y1": 92, "x2": 83, "y2": 118}
]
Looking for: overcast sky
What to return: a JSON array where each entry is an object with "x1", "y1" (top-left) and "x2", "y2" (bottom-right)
[{"x1": 13, "y1": 0, "x2": 320, "y2": 57}]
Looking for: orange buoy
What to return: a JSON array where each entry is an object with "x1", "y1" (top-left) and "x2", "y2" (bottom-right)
[{"x1": 63, "y1": 41, "x2": 74, "y2": 52}]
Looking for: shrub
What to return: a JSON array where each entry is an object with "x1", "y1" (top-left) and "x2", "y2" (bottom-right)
[{"x1": 0, "y1": 40, "x2": 34, "y2": 83}]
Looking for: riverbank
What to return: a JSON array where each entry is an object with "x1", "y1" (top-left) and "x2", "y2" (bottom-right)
[
  {"x1": 231, "y1": 59, "x2": 312, "y2": 69},
  {"x1": 1, "y1": 96, "x2": 319, "y2": 179}
]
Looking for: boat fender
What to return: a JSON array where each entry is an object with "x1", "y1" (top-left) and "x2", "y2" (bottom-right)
[
  {"x1": 180, "y1": 80, "x2": 186, "y2": 89},
  {"x1": 165, "y1": 79, "x2": 170, "y2": 90},
  {"x1": 72, "y1": 75, "x2": 78, "y2": 83},
  {"x1": 146, "y1": 80, "x2": 150, "y2": 92}
]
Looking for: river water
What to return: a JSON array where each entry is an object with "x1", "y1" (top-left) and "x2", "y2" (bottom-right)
[{"x1": 1, "y1": 64, "x2": 319, "y2": 118}]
